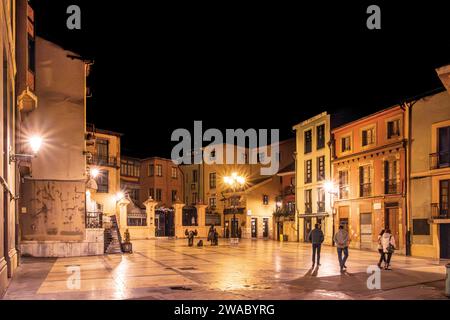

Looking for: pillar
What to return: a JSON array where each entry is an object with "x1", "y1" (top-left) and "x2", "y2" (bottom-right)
[
  {"x1": 143, "y1": 197, "x2": 158, "y2": 239},
  {"x1": 117, "y1": 197, "x2": 130, "y2": 236},
  {"x1": 195, "y1": 204, "x2": 207, "y2": 238},
  {"x1": 173, "y1": 201, "x2": 185, "y2": 239}
]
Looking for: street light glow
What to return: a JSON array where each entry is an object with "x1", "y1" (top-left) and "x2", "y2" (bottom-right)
[
  {"x1": 116, "y1": 192, "x2": 125, "y2": 201},
  {"x1": 29, "y1": 136, "x2": 43, "y2": 154},
  {"x1": 324, "y1": 181, "x2": 336, "y2": 194},
  {"x1": 90, "y1": 168, "x2": 100, "y2": 178},
  {"x1": 223, "y1": 173, "x2": 246, "y2": 187}
]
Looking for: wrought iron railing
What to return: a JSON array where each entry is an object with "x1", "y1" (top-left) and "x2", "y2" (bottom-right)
[
  {"x1": 87, "y1": 154, "x2": 118, "y2": 167},
  {"x1": 360, "y1": 183, "x2": 372, "y2": 197},
  {"x1": 283, "y1": 186, "x2": 295, "y2": 196},
  {"x1": 385, "y1": 179, "x2": 400, "y2": 195},
  {"x1": 305, "y1": 203, "x2": 312, "y2": 214},
  {"x1": 430, "y1": 152, "x2": 450, "y2": 170},
  {"x1": 86, "y1": 212, "x2": 103, "y2": 229},
  {"x1": 431, "y1": 203, "x2": 449, "y2": 219}
]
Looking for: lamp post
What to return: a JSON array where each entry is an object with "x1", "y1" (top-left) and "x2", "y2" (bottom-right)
[
  {"x1": 223, "y1": 172, "x2": 246, "y2": 242},
  {"x1": 324, "y1": 180, "x2": 338, "y2": 246},
  {"x1": 9, "y1": 135, "x2": 43, "y2": 164}
]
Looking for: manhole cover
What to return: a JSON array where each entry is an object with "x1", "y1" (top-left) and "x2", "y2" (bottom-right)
[
  {"x1": 170, "y1": 286, "x2": 192, "y2": 291},
  {"x1": 179, "y1": 267, "x2": 197, "y2": 271}
]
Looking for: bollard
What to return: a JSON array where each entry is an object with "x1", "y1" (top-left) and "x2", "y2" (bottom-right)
[{"x1": 446, "y1": 264, "x2": 450, "y2": 297}]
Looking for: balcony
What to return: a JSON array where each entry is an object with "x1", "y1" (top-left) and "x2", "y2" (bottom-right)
[
  {"x1": 430, "y1": 152, "x2": 450, "y2": 170},
  {"x1": 88, "y1": 154, "x2": 118, "y2": 168},
  {"x1": 431, "y1": 203, "x2": 449, "y2": 219},
  {"x1": 283, "y1": 185, "x2": 295, "y2": 197},
  {"x1": 86, "y1": 212, "x2": 103, "y2": 229},
  {"x1": 385, "y1": 179, "x2": 401, "y2": 195},
  {"x1": 360, "y1": 183, "x2": 372, "y2": 198}
]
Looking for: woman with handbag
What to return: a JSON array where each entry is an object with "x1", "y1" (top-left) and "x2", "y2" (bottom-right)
[
  {"x1": 381, "y1": 228, "x2": 396, "y2": 270},
  {"x1": 377, "y1": 229, "x2": 386, "y2": 269}
]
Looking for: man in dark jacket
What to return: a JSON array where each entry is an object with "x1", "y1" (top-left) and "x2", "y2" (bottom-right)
[{"x1": 308, "y1": 224, "x2": 325, "y2": 267}]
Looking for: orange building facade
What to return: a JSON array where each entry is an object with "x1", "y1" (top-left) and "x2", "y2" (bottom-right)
[{"x1": 332, "y1": 106, "x2": 407, "y2": 253}]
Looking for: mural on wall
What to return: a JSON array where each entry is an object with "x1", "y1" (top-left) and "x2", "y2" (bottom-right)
[{"x1": 21, "y1": 180, "x2": 86, "y2": 241}]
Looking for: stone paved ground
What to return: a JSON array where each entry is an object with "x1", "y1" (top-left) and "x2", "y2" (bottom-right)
[{"x1": 2, "y1": 239, "x2": 448, "y2": 300}]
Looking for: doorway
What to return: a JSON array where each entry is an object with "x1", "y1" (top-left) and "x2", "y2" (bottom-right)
[
  {"x1": 277, "y1": 221, "x2": 283, "y2": 241},
  {"x1": 360, "y1": 213, "x2": 373, "y2": 249},
  {"x1": 251, "y1": 218, "x2": 258, "y2": 238},
  {"x1": 440, "y1": 224, "x2": 450, "y2": 259},
  {"x1": 231, "y1": 218, "x2": 239, "y2": 238},
  {"x1": 385, "y1": 204, "x2": 399, "y2": 241},
  {"x1": 263, "y1": 218, "x2": 269, "y2": 238},
  {"x1": 304, "y1": 217, "x2": 312, "y2": 242}
]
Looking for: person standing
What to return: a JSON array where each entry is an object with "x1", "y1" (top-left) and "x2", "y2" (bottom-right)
[
  {"x1": 377, "y1": 229, "x2": 386, "y2": 268},
  {"x1": 334, "y1": 225, "x2": 350, "y2": 272},
  {"x1": 381, "y1": 228, "x2": 396, "y2": 270},
  {"x1": 308, "y1": 224, "x2": 325, "y2": 267}
]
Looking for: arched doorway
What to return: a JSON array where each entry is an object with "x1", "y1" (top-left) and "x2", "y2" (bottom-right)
[{"x1": 155, "y1": 208, "x2": 175, "y2": 237}]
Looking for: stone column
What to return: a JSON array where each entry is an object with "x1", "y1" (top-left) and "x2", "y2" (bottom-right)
[
  {"x1": 117, "y1": 197, "x2": 130, "y2": 236},
  {"x1": 173, "y1": 201, "x2": 185, "y2": 239},
  {"x1": 195, "y1": 204, "x2": 208, "y2": 238},
  {"x1": 143, "y1": 197, "x2": 158, "y2": 239}
]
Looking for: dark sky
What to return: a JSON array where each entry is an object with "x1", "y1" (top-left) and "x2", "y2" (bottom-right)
[{"x1": 31, "y1": 1, "x2": 450, "y2": 159}]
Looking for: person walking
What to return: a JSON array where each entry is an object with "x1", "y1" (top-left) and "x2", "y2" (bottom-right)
[
  {"x1": 334, "y1": 225, "x2": 350, "y2": 272},
  {"x1": 308, "y1": 224, "x2": 325, "y2": 267},
  {"x1": 377, "y1": 229, "x2": 386, "y2": 268},
  {"x1": 381, "y1": 228, "x2": 396, "y2": 270}
]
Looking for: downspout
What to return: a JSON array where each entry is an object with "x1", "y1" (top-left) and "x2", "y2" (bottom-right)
[
  {"x1": 405, "y1": 102, "x2": 412, "y2": 256},
  {"x1": 294, "y1": 151, "x2": 299, "y2": 242}
]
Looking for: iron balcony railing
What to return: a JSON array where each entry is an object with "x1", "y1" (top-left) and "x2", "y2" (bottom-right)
[
  {"x1": 385, "y1": 179, "x2": 401, "y2": 195},
  {"x1": 86, "y1": 212, "x2": 103, "y2": 229},
  {"x1": 87, "y1": 154, "x2": 118, "y2": 167},
  {"x1": 305, "y1": 203, "x2": 312, "y2": 214},
  {"x1": 430, "y1": 151, "x2": 450, "y2": 170},
  {"x1": 431, "y1": 203, "x2": 449, "y2": 219},
  {"x1": 283, "y1": 186, "x2": 295, "y2": 196},
  {"x1": 360, "y1": 183, "x2": 372, "y2": 198}
]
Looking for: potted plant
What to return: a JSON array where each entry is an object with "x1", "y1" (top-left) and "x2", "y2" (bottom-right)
[{"x1": 122, "y1": 229, "x2": 133, "y2": 253}]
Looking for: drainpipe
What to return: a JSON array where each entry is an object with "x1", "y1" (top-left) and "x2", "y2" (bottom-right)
[
  {"x1": 405, "y1": 102, "x2": 412, "y2": 256},
  {"x1": 294, "y1": 151, "x2": 299, "y2": 242}
]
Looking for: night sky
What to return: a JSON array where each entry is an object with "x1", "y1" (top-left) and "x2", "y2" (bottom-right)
[{"x1": 31, "y1": 1, "x2": 450, "y2": 159}]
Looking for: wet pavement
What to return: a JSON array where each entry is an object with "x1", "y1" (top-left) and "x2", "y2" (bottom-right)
[{"x1": 2, "y1": 239, "x2": 448, "y2": 300}]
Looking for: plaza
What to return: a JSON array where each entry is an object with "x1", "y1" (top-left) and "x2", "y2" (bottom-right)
[{"x1": 2, "y1": 239, "x2": 448, "y2": 300}]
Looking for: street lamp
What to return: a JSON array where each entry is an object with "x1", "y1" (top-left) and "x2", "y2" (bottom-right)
[
  {"x1": 90, "y1": 168, "x2": 100, "y2": 179},
  {"x1": 10, "y1": 135, "x2": 44, "y2": 163},
  {"x1": 223, "y1": 172, "x2": 246, "y2": 241}
]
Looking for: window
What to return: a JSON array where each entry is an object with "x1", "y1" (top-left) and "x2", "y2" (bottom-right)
[
  {"x1": 191, "y1": 183, "x2": 196, "y2": 190},
  {"x1": 155, "y1": 189, "x2": 162, "y2": 201},
  {"x1": 209, "y1": 172, "x2": 217, "y2": 189},
  {"x1": 210, "y1": 149, "x2": 216, "y2": 160},
  {"x1": 128, "y1": 189, "x2": 139, "y2": 203},
  {"x1": 440, "y1": 180, "x2": 450, "y2": 217},
  {"x1": 193, "y1": 170, "x2": 198, "y2": 183},
  {"x1": 339, "y1": 170, "x2": 349, "y2": 199},
  {"x1": 127, "y1": 213, "x2": 147, "y2": 227},
  {"x1": 96, "y1": 170, "x2": 109, "y2": 193},
  {"x1": 263, "y1": 195, "x2": 269, "y2": 205},
  {"x1": 182, "y1": 207, "x2": 198, "y2": 226},
  {"x1": 121, "y1": 159, "x2": 140, "y2": 177},
  {"x1": 384, "y1": 160, "x2": 399, "y2": 194},
  {"x1": 304, "y1": 130, "x2": 312, "y2": 154},
  {"x1": 305, "y1": 160, "x2": 312, "y2": 184},
  {"x1": 317, "y1": 124, "x2": 325, "y2": 150},
  {"x1": 171, "y1": 167, "x2": 178, "y2": 179},
  {"x1": 318, "y1": 188, "x2": 325, "y2": 212},
  {"x1": 305, "y1": 189, "x2": 312, "y2": 213},
  {"x1": 362, "y1": 127, "x2": 375, "y2": 147},
  {"x1": 387, "y1": 119, "x2": 401, "y2": 139},
  {"x1": 209, "y1": 197, "x2": 217, "y2": 208},
  {"x1": 438, "y1": 126, "x2": 450, "y2": 168},
  {"x1": 317, "y1": 156, "x2": 325, "y2": 181},
  {"x1": 192, "y1": 192, "x2": 198, "y2": 205},
  {"x1": 149, "y1": 188, "x2": 155, "y2": 199},
  {"x1": 359, "y1": 165, "x2": 372, "y2": 197},
  {"x1": 341, "y1": 136, "x2": 351, "y2": 152},
  {"x1": 156, "y1": 165, "x2": 163, "y2": 177},
  {"x1": 287, "y1": 201, "x2": 295, "y2": 214},
  {"x1": 148, "y1": 164, "x2": 154, "y2": 177},
  {"x1": 96, "y1": 139, "x2": 109, "y2": 161},
  {"x1": 171, "y1": 190, "x2": 178, "y2": 202}
]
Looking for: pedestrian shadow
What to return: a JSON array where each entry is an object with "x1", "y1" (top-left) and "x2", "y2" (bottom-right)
[{"x1": 304, "y1": 265, "x2": 320, "y2": 277}]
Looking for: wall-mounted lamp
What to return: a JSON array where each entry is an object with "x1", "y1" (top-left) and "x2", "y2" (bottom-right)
[{"x1": 10, "y1": 136, "x2": 43, "y2": 164}]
